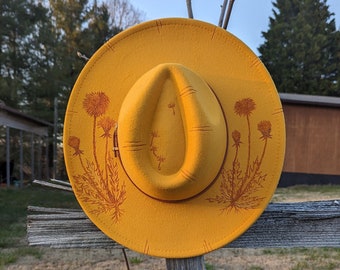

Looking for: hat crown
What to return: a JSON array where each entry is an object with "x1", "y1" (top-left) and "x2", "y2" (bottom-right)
[{"x1": 118, "y1": 63, "x2": 227, "y2": 201}]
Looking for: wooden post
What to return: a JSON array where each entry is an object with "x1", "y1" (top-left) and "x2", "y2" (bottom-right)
[
  {"x1": 20, "y1": 130, "x2": 23, "y2": 187},
  {"x1": 6, "y1": 126, "x2": 10, "y2": 186},
  {"x1": 166, "y1": 256, "x2": 205, "y2": 270},
  {"x1": 31, "y1": 132, "x2": 34, "y2": 181}
]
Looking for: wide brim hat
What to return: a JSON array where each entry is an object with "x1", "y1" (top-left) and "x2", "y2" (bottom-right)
[{"x1": 64, "y1": 18, "x2": 285, "y2": 258}]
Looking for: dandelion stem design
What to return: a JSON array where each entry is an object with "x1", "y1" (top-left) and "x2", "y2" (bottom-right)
[
  {"x1": 234, "y1": 98, "x2": 255, "y2": 179},
  {"x1": 157, "y1": 155, "x2": 166, "y2": 170},
  {"x1": 257, "y1": 120, "x2": 272, "y2": 167},
  {"x1": 150, "y1": 130, "x2": 166, "y2": 170},
  {"x1": 83, "y1": 92, "x2": 109, "y2": 179},
  {"x1": 92, "y1": 117, "x2": 101, "y2": 177},
  {"x1": 231, "y1": 130, "x2": 241, "y2": 202},
  {"x1": 168, "y1": 102, "x2": 176, "y2": 115},
  {"x1": 98, "y1": 116, "x2": 116, "y2": 184},
  {"x1": 150, "y1": 131, "x2": 159, "y2": 147},
  {"x1": 207, "y1": 98, "x2": 272, "y2": 212},
  {"x1": 69, "y1": 92, "x2": 126, "y2": 223}
]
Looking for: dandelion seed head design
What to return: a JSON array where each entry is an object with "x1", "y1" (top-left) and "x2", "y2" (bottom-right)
[
  {"x1": 83, "y1": 91, "x2": 110, "y2": 117},
  {"x1": 234, "y1": 98, "x2": 256, "y2": 117}
]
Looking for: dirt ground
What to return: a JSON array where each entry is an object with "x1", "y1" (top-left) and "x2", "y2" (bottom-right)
[
  {"x1": 5, "y1": 193, "x2": 340, "y2": 270},
  {"x1": 7, "y1": 247, "x2": 339, "y2": 270}
]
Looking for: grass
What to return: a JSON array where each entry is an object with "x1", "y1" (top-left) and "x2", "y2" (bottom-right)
[
  {"x1": 1, "y1": 247, "x2": 42, "y2": 266},
  {"x1": 248, "y1": 266, "x2": 264, "y2": 270},
  {"x1": 129, "y1": 256, "x2": 143, "y2": 264},
  {"x1": 0, "y1": 185, "x2": 79, "y2": 268},
  {"x1": 276, "y1": 184, "x2": 340, "y2": 194},
  {"x1": 205, "y1": 263, "x2": 215, "y2": 270},
  {"x1": 0, "y1": 184, "x2": 339, "y2": 269},
  {"x1": 271, "y1": 184, "x2": 340, "y2": 202},
  {"x1": 261, "y1": 248, "x2": 340, "y2": 270}
]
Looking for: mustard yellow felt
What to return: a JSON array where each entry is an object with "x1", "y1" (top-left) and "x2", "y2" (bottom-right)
[
  {"x1": 118, "y1": 63, "x2": 227, "y2": 201},
  {"x1": 64, "y1": 18, "x2": 285, "y2": 258}
]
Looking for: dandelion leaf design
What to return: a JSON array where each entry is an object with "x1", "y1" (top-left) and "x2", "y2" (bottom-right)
[{"x1": 68, "y1": 92, "x2": 126, "y2": 223}]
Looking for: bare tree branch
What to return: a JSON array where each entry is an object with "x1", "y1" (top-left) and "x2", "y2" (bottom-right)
[
  {"x1": 218, "y1": 0, "x2": 229, "y2": 27},
  {"x1": 105, "y1": 0, "x2": 145, "y2": 29},
  {"x1": 186, "y1": 0, "x2": 194, "y2": 18},
  {"x1": 223, "y1": 0, "x2": 235, "y2": 29},
  {"x1": 77, "y1": 51, "x2": 89, "y2": 61}
]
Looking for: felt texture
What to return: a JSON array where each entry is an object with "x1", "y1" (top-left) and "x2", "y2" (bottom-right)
[
  {"x1": 118, "y1": 63, "x2": 227, "y2": 201},
  {"x1": 64, "y1": 18, "x2": 285, "y2": 258}
]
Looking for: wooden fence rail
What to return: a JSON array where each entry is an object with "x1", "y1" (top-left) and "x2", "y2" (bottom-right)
[
  {"x1": 27, "y1": 180, "x2": 340, "y2": 269},
  {"x1": 27, "y1": 200, "x2": 340, "y2": 249}
]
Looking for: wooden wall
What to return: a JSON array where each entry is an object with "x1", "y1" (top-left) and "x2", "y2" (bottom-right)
[{"x1": 282, "y1": 103, "x2": 340, "y2": 175}]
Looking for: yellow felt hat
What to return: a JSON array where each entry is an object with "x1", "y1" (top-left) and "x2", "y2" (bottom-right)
[{"x1": 64, "y1": 18, "x2": 285, "y2": 258}]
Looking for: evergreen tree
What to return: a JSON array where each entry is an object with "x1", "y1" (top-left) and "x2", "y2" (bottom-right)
[
  {"x1": 49, "y1": 0, "x2": 89, "y2": 100},
  {"x1": 0, "y1": 0, "x2": 130, "y2": 122},
  {"x1": 0, "y1": 0, "x2": 48, "y2": 108},
  {"x1": 258, "y1": 0, "x2": 339, "y2": 96},
  {"x1": 48, "y1": 0, "x2": 120, "y2": 123},
  {"x1": 22, "y1": 2, "x2": 59, "y2": 122},
  {"x1": 0, "y1": 0, "x2": 135, "y2": 178}
]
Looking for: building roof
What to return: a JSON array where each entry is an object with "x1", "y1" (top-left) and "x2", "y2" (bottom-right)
[
  {"x1": 280, "y1": 93, "x2": 340, "y2": 108},
  {"x1": 0, "y1": 102, "x2": 53, "y2": 136}
]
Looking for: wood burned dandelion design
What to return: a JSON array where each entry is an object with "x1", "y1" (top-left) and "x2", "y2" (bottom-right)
[
  {"x1": 207, "y1": 98, "x2": 272, "y2": 212},
  {"x1": 149, "y1": 130, "x2": 166, "y2": 170},
  {"x1": 68, "y1": 91, "x2": 126, "y2": 223}
]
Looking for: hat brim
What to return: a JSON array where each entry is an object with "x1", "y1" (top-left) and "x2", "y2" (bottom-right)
[{"x1": 64, "y1": 18, "x2": 285, "y2": 258}]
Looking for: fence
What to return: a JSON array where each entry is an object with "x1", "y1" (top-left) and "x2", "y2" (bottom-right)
[{"x1": 27, "y1": 180, "x2": 340, "y2": 270}]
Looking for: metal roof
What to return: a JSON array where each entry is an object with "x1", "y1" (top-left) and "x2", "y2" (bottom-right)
[
  {"x1": 0, "y1": 103, "x2": 53, "y2": 136},
  {"x1": 280, "y1": 93, "x2": 340, "y2": 108}
]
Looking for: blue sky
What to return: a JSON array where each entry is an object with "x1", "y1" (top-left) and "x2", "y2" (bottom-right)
[{"x1": 129, "y1": 0, "x2": 340, "y2": 55}]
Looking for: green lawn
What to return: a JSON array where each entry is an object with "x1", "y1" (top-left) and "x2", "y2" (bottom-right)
[{"x1": 0, "y1": 185, "x2": 79, "y2": 267}]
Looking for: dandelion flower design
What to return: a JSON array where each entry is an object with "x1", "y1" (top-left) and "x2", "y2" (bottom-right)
[
  {"x1": 234, "y1": 98, "x2": 256, "y2": 117},
  {"x1": 83, "y1": 91, "x2": 110, "y2": 118},
  {"x1": 207, "y1": 98, "x2": 272, "y2": 212},
  {"x1": 68, "y1": 136, "x2": 83, "y2": 156}
]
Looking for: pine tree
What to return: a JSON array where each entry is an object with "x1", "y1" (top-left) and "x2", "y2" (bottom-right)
[
  {"x1": 47, "y1": 0, "x2": 118, "y2": 124},
  {"x1": 22, "y1": 2, "x2": 59, "y2": 122},
  {"x1": 49, "y1": 0, "x2": 89, "y2": 96},
  {"x1": 258, "y1": 0, "x2": 339, "y2": 96},
  {"x1": 0, "y1": 0, "x2": 47, "y2": 107}
]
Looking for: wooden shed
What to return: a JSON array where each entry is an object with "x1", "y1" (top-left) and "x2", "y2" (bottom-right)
[
  {"x1": 0, "y1": 102, "x2": 54, "y2": 187},
  {"x1": 279, "y1": 93, "x2": 340, "y2": 186}
]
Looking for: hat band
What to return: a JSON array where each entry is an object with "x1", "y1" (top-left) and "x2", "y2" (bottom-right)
[{"x1": 117, "y1": 63, "x2": 227, "y2": 201}]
